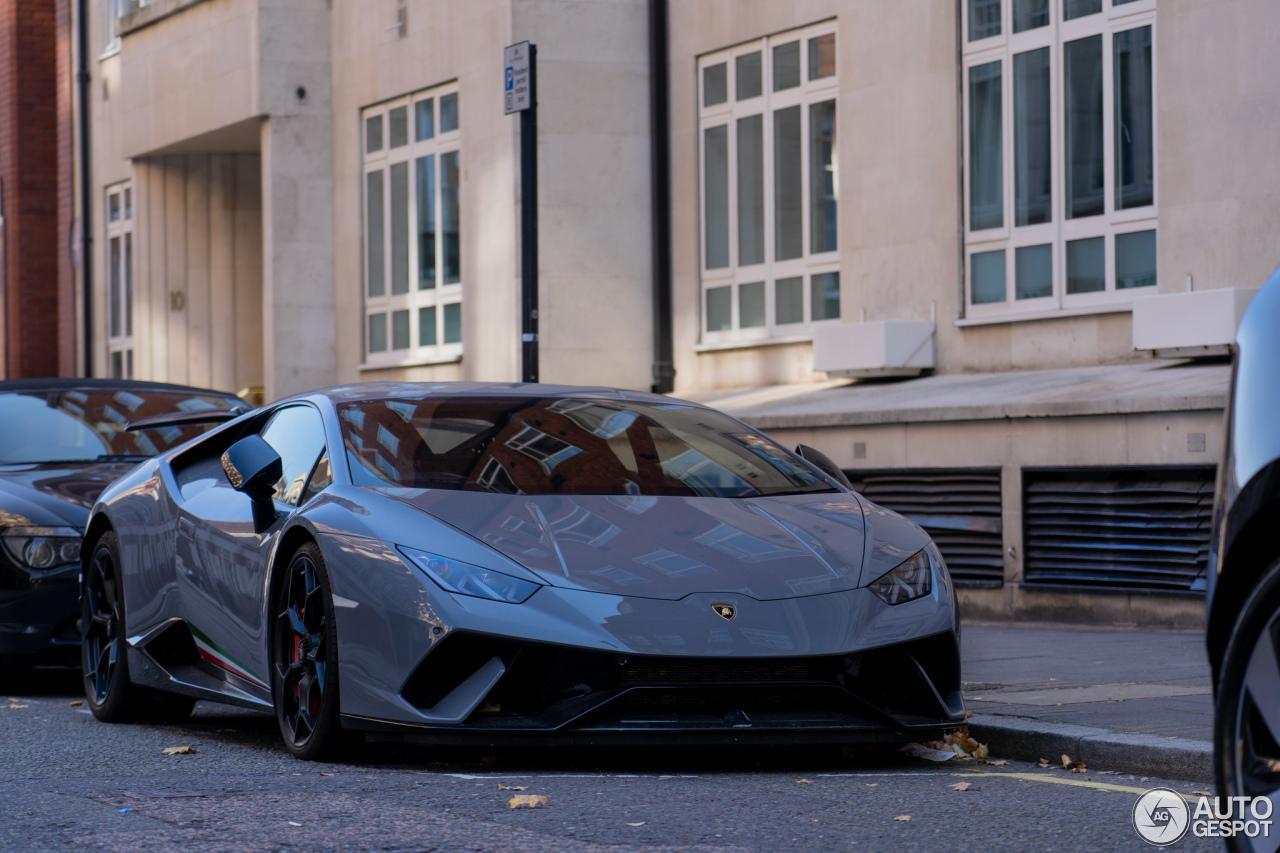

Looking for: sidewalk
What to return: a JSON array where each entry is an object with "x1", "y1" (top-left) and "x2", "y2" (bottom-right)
[{"x1": 960, "y1": 623, "x2": 1214, "y2": 780}]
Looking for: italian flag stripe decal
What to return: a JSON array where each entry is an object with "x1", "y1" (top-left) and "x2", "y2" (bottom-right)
[{"x1": 188, "y1": 625, "x2": 269, "y2": 690}]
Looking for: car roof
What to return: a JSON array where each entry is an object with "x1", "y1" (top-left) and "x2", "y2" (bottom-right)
[
  {"x1": 0, "y1": 377, "x2": 243, "y2": 397},
  {"x1": 302, "y1": 381, "x2": 686, "y2": 407}
]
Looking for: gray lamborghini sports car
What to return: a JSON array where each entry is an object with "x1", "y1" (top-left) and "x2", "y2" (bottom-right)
[{"x1": 81, "y1": 382, "x2": 964, "y2": 759}]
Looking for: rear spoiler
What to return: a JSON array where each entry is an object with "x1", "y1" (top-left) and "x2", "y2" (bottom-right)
[{"x1": 125, "y1": 407, "x2": 247, "y2": 432}]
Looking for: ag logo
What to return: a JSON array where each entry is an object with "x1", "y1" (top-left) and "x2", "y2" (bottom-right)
[
  {"x1": 1133, "y1": 788, "x2": 1190, "y2": 846},
  {"x1": 712, "y1": 603, "x2": 736, "y2": 621}
]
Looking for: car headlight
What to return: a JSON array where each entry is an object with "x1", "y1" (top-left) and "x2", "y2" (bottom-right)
[
  {"x1": 1, "y1": 527, "x2": 82, "y2": 570},
  {"x1": 398, "y1": 546, "x2": 540, "y2": 604},
  {"x1": 868, "y1": 547, "x2": 934, "y2": 605}
]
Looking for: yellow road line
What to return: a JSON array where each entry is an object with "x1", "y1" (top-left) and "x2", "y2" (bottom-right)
[{"x1": 960, "y1": 770, "x2": 1200, "y2": 801}]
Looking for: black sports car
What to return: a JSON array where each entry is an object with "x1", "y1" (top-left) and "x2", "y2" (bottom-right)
[
  {"x1": 0, "y1": 379, "x2": 246, "y2": 672},
  {"x1": 1209, "y1": 264, "x2": 1280, "y2": 851}
]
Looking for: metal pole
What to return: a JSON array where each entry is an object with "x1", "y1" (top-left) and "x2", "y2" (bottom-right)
[{"x1": 520, "y1": 45, "x2": 539, "y2": 384}]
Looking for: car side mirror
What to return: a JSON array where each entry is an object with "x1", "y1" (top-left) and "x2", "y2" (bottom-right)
[
  {"x1": 795, "y1": 444, "x2": 855, "y2": 490},
  {"x1": 221, "y1": 435, "x2": 283, "y2": 503}
]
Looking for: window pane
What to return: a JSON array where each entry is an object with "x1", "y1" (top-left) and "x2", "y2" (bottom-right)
[
  {"x1": 810, "y1": 272, "x2": 840, "y2": 321},
  {"x1": 971, "y1": 250, "x2": 1006, "y2": 304},
  {"x1": 703, "y1": 63, "x2": 727, "y2": 107},
  {"x1": 809, "y1": 100, "x2": 838, "y2": 253},
  {"x1": 772, "y1": 41, "x2": 800, "y2": 91},
  {"x1": 737, "y1": 115, "x2": 764, "y2": 266},
  {"x1": 440, "y1": 93, "x2": 459, "y2": 133},
  {"x1": 776, "y1": 276, "x2": 803, "y2": 325},
  {"x1": 1065, "y1": 35, "x2": 1105, "y2": 219},
  {"x1": 124, "y1": 232, "x2": 133, "y2": 337},
  {"x1": 419, "y1": 306, "x2": 437, "y2": 346},
  {"x1": 416, "y1": 98, "x2": 434, "y2": 141},
  {"x1": 368, "y1": 313, "x2": 388, "y2": 353},
  {"x1": 774, "y1": 105, "x2": 802, "y2": 261},
  {"x1": 1116, "y1": 230, "x2": 1156, "y2": 289},
  {"x1": 739, "y1": 281, "x2": 765, "y2": 328},
  {"x1": 969, "y1": 61, "x2": 1003, "y2": 231},
  {"x1": 390, "y1": 162, "x2": 409, "y2": 295},
  {"x1": 109, "y1": 236, "x2": 121, "y2": 338},
  {"x1": 417, "y1": 155, "x2": 436, "y2": 290},
  {"x1": 443, "y1": 302, "x2": 462, "y2": 343},
  {"x1": 969, "y1": 0, "x2": 1001, "y2": 40},
  {"x1": 706, "y1": 286, "x2": 731, "y2": 331},
  {"x1": 109, "y1": 193, "x2": 120, "y2": 222},
  {"x1": 1014, "y1": 48, "x2": 1052, "y2": 227},
  {"x1": 389, "y1": 106, "x2": 408, "y2": 148},
  {"x1": 366, "y1": 114, "x2": 383, "y2": 154},
  {"x1": 1115, "y1": 26, "x2": 1154, "y2": 210},
  {"x1": 392, "y1": 309, "x2": 410, "y2": 350},
  {"x1": 808, "y1": 33, "x2": 835, "y2": 80},
  {"x1": 1063, "y1": 0, "x2": 1101, "y2": 20},
  {"x1": 441, "y1": 151, "x2": 460, "y2": 285},
  {"x1": 1015, "y1": 244, "x2": 1053, "y2": 299},
  {"x1": 703, "y1": 125, "x2": 729, "y2": 269},
  {"x1": 1013, "y1": 0, "x2": 1048, "y2": 32},
  {"x1": 1113, "y1": 0, "x2": 1140, "y2": 4},
  {"x1": 736, "y1": 52, "x2": 762, "y2": 100},
  {"x1": 111, "y1": 351, "x2": 123, "y2": 380},
  {"x1": 366, "y1": 171, "x2": 385, "y2": 297},
  {"x1": 1066, "y1": 236, "x2": 1105, "y2": 294},
  {"x1": 124, "y1": 188, "x2": 132, "y2": 219}
]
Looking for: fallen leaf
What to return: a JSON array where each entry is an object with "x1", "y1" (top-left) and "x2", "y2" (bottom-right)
[
  {"x1": 1096, "y1": 770, "x2": 1118, "y2": 775},
  {"x1": 965, "y1": 710, "x2": 973, "y2": 718},
  {"x1": 894, "y1": 815, "x2": 911, "y2": 822},
  {"x1": 161, "y1": 746, "x2": 198, "y2": 755},
  {"x1": 1192, "y1": 790, "x2": 1212, "y2": 796},
  {"x1": 866, "y1": 783, "x2": 879, "y2": 787},
  {"x1": 1140, "y1": 777, "x2": 1150, "y2": 783},
  {"x1": 5, "y1": 704, "x2": 29, "y2": 709},
  {"x1": 509, "y1": 794, "x2": 549, "y2": 809},
  {"x1": 979, "y1": 759, "x2": 1008, "y2": 766},
  {"x1": 319, "y1": 772, "x2": 333, "y2": 777},
  {"x1": 1060, "y1": 754, "x2": 1087, "y2": 772},
  {"x1": 624, "y1": 821, "x2": 647, "y2": 827},
  {"x1": 498, "y1": 784, "x2": 528, "y2": 791},
  {"x1": 795, "y1": 779, "x2": 813, "y2": 784},
  {"x1": 949, "y1": 782, "x2": 979, "y2": 791},
  {"x1": 1036, "y1": 759, "x2": 1052, "y2": 768},
  {"x1": 68, "y1": 701, "x2": 83, "y2": 707},
  {"x1": 287, "y1": 821, "x2": 302, "y2": 827}
]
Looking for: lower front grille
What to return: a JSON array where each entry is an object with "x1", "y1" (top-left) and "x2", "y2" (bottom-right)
[{"x1": 618, "y1": 658, "x2": 822, "y2": 684}]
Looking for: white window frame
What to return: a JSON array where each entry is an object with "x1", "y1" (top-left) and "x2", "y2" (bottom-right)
[
  {"x1": 961, "y1": 0, "x2": 1157, "y2": 323},
  {"x1": 697, "y1": 21, "x2": 841, "y2": 349},
  {"x1": 104, "y1": 181, "x2": 135, "y2": 379},
  {"x1": 361, "y1": 83, "x2": 463, "y2": 368}
]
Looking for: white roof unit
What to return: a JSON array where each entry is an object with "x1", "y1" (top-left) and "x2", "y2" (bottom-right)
[
  {"x1": 1132, "y1": 288, "x2": 1258, "y2": 358},
  {"x1": 812, "y1": 320, "x2": 936, "y2": 379}
]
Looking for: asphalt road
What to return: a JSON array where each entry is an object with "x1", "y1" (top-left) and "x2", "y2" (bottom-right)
[{"x1": 2, "y1": 668, "x2": 1222, "y2": 853}]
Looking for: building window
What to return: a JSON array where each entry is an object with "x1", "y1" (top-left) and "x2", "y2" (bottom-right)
[
  {"x1": 105, "y1": 182, "x2": 134, "y2": 379},
  {"x1": 963, "y1": 0, "x2": 1155, "y2": 318},
  {"x1": 102, "y1": 0, "x2": 146, "y2": 55},
  {"x1": 698, "y1": 22, "x2": 840, "y2": 345},
  {"x1": 362, "y1": 86, "x2": 462, "y2": 366}
]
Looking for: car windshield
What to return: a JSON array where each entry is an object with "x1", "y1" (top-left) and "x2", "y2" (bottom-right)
[
  {"x1": 0, "y1": 388, "x2": 244, "y2": 465},
  {"x1": 337, "y1": 395, "x2": 836, "y2": 498}
]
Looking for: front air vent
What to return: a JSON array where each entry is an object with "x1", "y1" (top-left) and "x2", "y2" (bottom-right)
[
  {"x1": 1022, "y1": 466, "x2": 1215, "y2": 591},
  {"x1": 844, "y1": 468, "x2": 1004, "y2": 586}
]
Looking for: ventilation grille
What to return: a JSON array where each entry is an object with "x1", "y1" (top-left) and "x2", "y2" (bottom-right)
[
  {"x1": 844, "y1": 469, "x2": 1004, "y2": 586},
  {"x1": 1022, "y1": 467, "x2": 1215, "y2": 591}
]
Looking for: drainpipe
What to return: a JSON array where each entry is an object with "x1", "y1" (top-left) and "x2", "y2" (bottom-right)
[
  {"x1": 77, "y1": 0, "x2": 93, "y2": 376},
  {"x1": 648, "y1": 0, "x2": 674, "y2": 394}
]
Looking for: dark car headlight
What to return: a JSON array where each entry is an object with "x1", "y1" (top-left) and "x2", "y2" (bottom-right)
[
  {"x1": 868, "y1": 546, "x2": 936, "y2": 605},
  {"x1": 398, "y1": 545, "x2": 541, "y2": 604},
  {"x1": 1, "y1": 526, "x2": 82, "y2": 570}
]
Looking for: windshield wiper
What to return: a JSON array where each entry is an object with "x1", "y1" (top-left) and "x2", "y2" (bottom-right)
[{"x1": 95, "y1": 455, "x2": 151, "y2": 463}]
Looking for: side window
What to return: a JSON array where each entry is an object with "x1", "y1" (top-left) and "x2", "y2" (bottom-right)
[
  {"x1": 301, "y1": 454, "x2": 332, "y2": 505},
  {"x1": 258, "y1": 406, "x2": 328, "y2": 506}
]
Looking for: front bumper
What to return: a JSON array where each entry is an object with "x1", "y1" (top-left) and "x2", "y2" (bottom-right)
[{"x1": 0, "y1": 564, "x2": 81, "y2": 666}]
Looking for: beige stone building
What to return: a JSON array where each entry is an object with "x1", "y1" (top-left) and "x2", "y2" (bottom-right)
[{"x1": 70, "y1": 0, "x2": 1279, "y2": 620}]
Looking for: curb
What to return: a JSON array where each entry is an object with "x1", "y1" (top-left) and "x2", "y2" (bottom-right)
[{"x1": 966, "y1": 713, "x2": 1214, "y2": 782}]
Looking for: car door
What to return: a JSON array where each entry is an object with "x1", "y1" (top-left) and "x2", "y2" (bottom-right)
[{"x1": 176, "y1": 404, "x2": 329, "y2": 691}]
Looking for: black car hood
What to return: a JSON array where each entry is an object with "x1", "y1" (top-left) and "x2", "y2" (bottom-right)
[
  {"x1": 395, "y1": 489, "x2": 875, "y2": 601},
  {"x1": 0, "y1": 461, "x2": 137, "y2": 530}
]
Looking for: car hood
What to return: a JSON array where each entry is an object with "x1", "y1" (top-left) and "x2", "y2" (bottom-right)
[
  {"x1": 392, "y1": 489, "x2": 880, "y2": 601},
  {"x1": 0, "y1": 461, "x2": 138, "y2": 530}
]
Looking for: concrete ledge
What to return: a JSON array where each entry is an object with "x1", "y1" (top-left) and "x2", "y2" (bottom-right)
[
  {"x1": 118, "y1": 0, "x2": 212, "y2": 36},
  {"x1": 967, "y1": 713, "x2": 1214, "y2": 782},
  {"x1": 958, "y1": 584, "x2": 1206, "y2": 630}
]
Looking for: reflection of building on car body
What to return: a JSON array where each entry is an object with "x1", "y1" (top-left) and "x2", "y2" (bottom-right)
[{"x1": 80, "y1": 382, "x2": 964, "y2": 760}]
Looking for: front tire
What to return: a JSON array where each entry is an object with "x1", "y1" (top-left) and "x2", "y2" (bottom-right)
[
  {"x1": 273, "y1": 542, "x2": 346, "y2": 761},
  {"x1": 1215, "y1": 557, "x2": 1280, "y2": 852}
]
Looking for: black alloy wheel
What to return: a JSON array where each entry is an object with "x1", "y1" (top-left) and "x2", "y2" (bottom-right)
[
  {"x1": 1215, "y1": 558, "x2": 1280, "y2": 853},
  {"x1": 273, "y1": 542, "x2": 345, "y2": 760}
]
